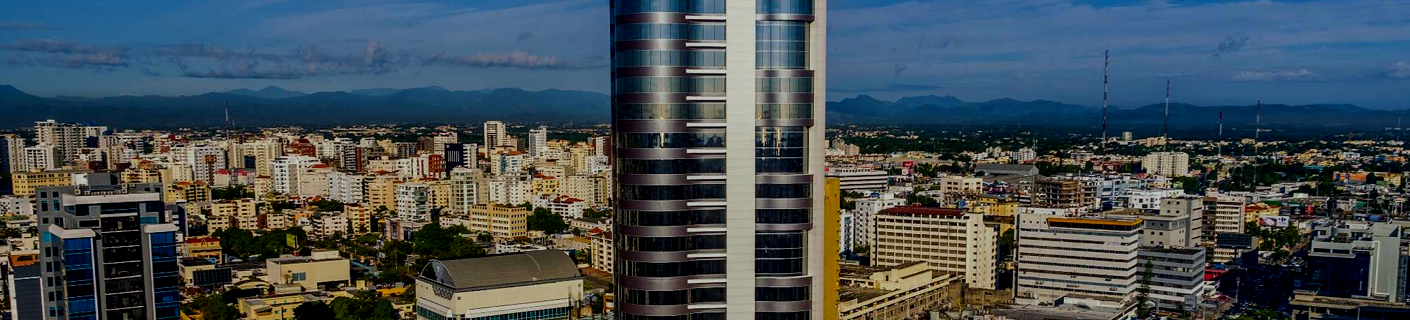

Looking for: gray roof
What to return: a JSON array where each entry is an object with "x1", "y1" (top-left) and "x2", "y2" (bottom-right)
[
  {"x1": 421, "y1": 250, "x2": 581, "y2": 290},
  {"x1": 975, "y1": 164, "x2": 1039, "y2": 175}
]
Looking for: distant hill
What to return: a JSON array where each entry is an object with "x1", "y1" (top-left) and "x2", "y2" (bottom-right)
[
  {"x1": 1, "y1": 84, "x2": 1400, "y2": 132},
  {"x1": 827, "y1": 94, "x2": 1406, "y2": 132},
  {"x1": 0, "y1": 85, "x2": 610, "y2": 128}
]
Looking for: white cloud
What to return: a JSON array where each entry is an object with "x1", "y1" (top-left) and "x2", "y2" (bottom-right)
[
  {"x1": 1389, "y1": 62, "x2": 1410, "y2": 79},
  {"x1": 1231, "y1": 69, "x2": 1316, "y2": 82}
]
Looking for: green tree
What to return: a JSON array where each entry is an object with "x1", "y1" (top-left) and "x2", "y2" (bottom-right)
[
  {"x1": 412, "y1": 224, "x2": 484, "y2": 260},
  {"x1": 210, "y1": 186, "x2": 254, "y2": 201},
  {"x1": 312, "y1": 199, "x2": 345, "y2": 212},
  {"x1": 998, "y1": 229, "x2": 1016, "y2": 260},
  {"x1": 0, "y1": 227, "x2": 21, "y2": 239},
  {"x1": 528, "y1": 208, "x2": 568, "y2": 234},
  {"x1": 293, "y1": 301, "x2": 334, "y2": 320},
  {"x1": 330, "y1": 290, "x2": 399, "y2": 320},
  {"x1": 182, "y1": 294, "x2": 240, "y2": 320}
]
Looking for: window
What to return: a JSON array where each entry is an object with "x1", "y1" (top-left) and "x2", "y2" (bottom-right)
[
  {"x1": 620, "y1": 132, "x2": 726, "y2": 149},
  {"x1": 756, "y1": 183, "x2": 811, "y2": 199},
  {"x1": 756, "y1": 286, "x2": 809, "y2": 301},
  {"x1": 757, "y1": 0, "x2": 814, "y2": 14},
  {"x1": 616, "y1": 103, "x2": 726, "y2": 120},
  {"x1": 614, "y1": 0, "x2": 725, "y2": 15},
  {"x1": 615, "y1": 77, "x2": 726, "y2": 94},
  {"x1": 291, "y1": 272, "x2": 307, "y2": 282}
]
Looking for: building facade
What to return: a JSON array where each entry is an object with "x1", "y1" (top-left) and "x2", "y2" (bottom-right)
[
  {"x1": 872, "y1": 207, "x2": 997, "y2": 290},
  {"x1": 611, "y1": 1, "x2": 827, "y2": 318},
  {"x1": 37, "y1": 183, "x2": 182, "y2": 320}
]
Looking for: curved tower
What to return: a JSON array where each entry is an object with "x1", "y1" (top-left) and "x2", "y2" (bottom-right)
[{"x1": 611, "y1": 0, "x2": 826, "y2": 319}]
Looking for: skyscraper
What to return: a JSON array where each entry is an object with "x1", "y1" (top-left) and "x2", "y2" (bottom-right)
[
  {"x1": 483, "y1": 121, "x2": 509, "y2": 148},
  {"x1": 38, "y1": 183, "x2": 181, "y2": 320},
  {"x1": 528, "y1": 126, "x2": 549, "y2": 158},
  {"x1": 33, "y1": 120, "x2": 87, "y2": 166},
  {"x1": 611, "y1": 1, "x2": 826, "y2": 319}
]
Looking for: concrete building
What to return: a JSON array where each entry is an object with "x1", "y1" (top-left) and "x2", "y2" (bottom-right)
[
  {"x1": 483, "y1": 121, "x2": 510, "y2": 148},
  {"x1": 1032, "y1": 178, "x2": 1098, "y2": 209},
  {"x1": 1303, "y1": 222, "x2": 1405, "y2": 302},
  {"x1": 265, "y1": 250, "x2": 350, "y2": 291},
  {"x1": 33, "y1": 120, "x2": 87, "y2": 165},
  {"x1": 838, "y1": 262, "x2": 963, "y2": 320},
  {"x1": 611, "y1": 1, "x2": 827, "y2": 318},
  {"x1": 1142, "y1": 152, "x2": 1190, "y2": 177},
  {"x1": 467, "y1": 204, "x2": 528, "y2": 241},
  {"x1": 825, "y1": 167, "x2": 890, "y2": 192},
  {"x1": 938, "y1": 176, "x2": 984, "y2": 195},
  {"x1": 528, "y1": 126, "x2": 548, "y2": 159},
  {"x1": 872, "y1": 207, "x2": 997, "y2": 290},
  {"x1": 590, "y1": 231, "x2": 613, "y2": 273},
  {"x1": 852, "y1": 196, "x2": 906, "y2": 252},
  {"x1": 449, "y1": 167, "x2": 480, "y2": 212},
  {"x1": 210, "y1": 199, "x2": 257, "y2": 231},
  {"x1": 1137, "y1": 248, "x2": 1207, "y2": 313},
  {"x1": 22, "y1": 145, "x2": 57, "y2": 172},
  {"x1": 238, "y1": 292, "x2": 334, "y2": 320},
  {"x1": 344, "y1": 204, "x2": 372, "y2": 234},
  {"x1": 11, "y1": 170, "x2": 79, "y2": 198},
  {"x1": 0, "y1": 134, "x2": 24, "y2": 173},
  {"x1": 414, "y1": 251, "x2": 582, "y2": 320},
  {"x1": 397, "y1": 183, "x2": 432, "y2": 222},
  {"x1": 1204, "y1": 191, "x2": 1247, "y2": 263},
  {"x1": 38, "y1": 183, "x2": 182, "y2": 320},
  {"x1": 271, "y1": 155, "x2": 320, "y2": 195},
  {"x1": 1016, "y1": 212, "x2": 1142, "y2": 312},
  {"x1": 312, "y1": 213, "x2": 348, "y2": 239}
]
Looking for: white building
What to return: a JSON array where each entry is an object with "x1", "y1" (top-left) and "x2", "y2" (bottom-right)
[
  {"x1": 527, "y1": 126, "x2": 548, "y2": 159},
  {"x1": 22, "y1": 144, "x2": 57, "y2": 172},
  {"x1": 328, "y1": 171, "x2": 366, "y2": 204},
  {"x1": 1, "y1": 134, "x2": 25, "y2": 173},
  {"x1": 271, "y1": 155, "x2": 320, "y2": 195},
  {"x1": 33, "y1": 120, "x2": 86, "y2": 165},
  {"x1": 449, "y1": 167, "x2": 480, "y2": 212},
  {"x1": 1143, "y1": 152, "x2": 1191, "y2": 177},
  {"x1": 396, "y1": 183, "x2": 431, "y2": 222},
  {"x1": 483, "y1": 121, "x2": 509, "y2": 148},
  {"x1": 531, "y1": 195, "x2": 588, "y2": 219},
  {"x1": 1016, "y1": 210, "x2": 1141, "y2": 311},
  {"x1": 873, "y1": 207, "x2": 998, "y2": 289},
  {"x1": 826, "y1": 167, "x2": 890, "y2": 192},
  {"x1": 414, "y1": 251, "x2": 582, "y2": 320},
  {"x1": 172, "y1": 145, "x2": 227, "y2": 184},
  {"x1": 312, "y1": 213, "x2": 349, "y2": 238}
]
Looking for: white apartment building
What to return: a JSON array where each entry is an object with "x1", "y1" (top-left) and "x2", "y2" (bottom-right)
[
  {"x1": 1143, "y1": 152, "x2": 1191, "y2": 177},
  {"x1": 1205, "y1": 191, "x2": 1247, "y2": 263},
  {"x1": 531, "y1": 195, "x2": 588, "y2": 219},
  {"x1": 173, "y1": 145, "x2": 227, "y2": 183},
  {"x1": 271, "y1": 155, "x2": 320, "y2": 195},
  {"x1": 1117, "y1": 189, "x2": 1184, "y2": 210},
  {"x1": 939, "y1": 176, "x2": 984, "y2": 195},
  {"x1": 527, "y1": 126, "x2": 548, "y2": 159},
  {"x1": 396, "y1": 183, "x2": 431, "y2": 222},
  {"x1": 2, "y1": 134, "x2": 25, "y2": 173},
  {"x1": 1016, "y1": 211, "x2": 1141, "y2": 311},
  {"x1": 826, "y1": 167, "x2": 890, "y2": 192},
  {"x1": 23, "y1": 144, "x2": 57, "y2": 172},
  {"x1": 852, "y1": 195, "x2": 906, "y2": 251},
  {"x1": 312, "y1": 213, "x2": 349, "y2": 238},
  {"x1": 328, "y1": 171, "x2": 366, "y2": 204},
  {"x1": 483, "y1": 121, "x2": 509, "y2": 148},
  {"x1": 873, "y1": 207, "x2": 998, "y2": 289},
  {"x1": 450, "y1": 167, "x2": 480, "y2": 212},
  {"x1": 33, "y1": 119, "x2": 86, "y2": 165}
]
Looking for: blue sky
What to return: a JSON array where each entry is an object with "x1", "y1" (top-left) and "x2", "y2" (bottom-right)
[{"x1": 1, "y1": 0, "x2": 1407, "y2": 109}]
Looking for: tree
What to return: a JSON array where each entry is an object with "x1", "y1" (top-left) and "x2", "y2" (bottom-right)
[
  {"x1": 182, "y1": 294, "x2": 240, "y2": 320},
  {"x1": 0, "y1": 227, "x2": 20, "y2": 239},
  {"x1": 211, "y1": 186, "x2": 254, "y2": 201},
  {"x1": 330, "y1": 290, "x2": 399, "y2": 320},
  {"x1": 1136, "y1": 261, "x2": 1154, "y2": 319},
  {"x1": 412, "y1": 224, "x2": 484, "y2": 260},
  {"x1": 527, "y1": 208, "x2": 568, "y2": 234},
  {"x1": 998, "y1": 229, "x2": 1016, "y2": 260},
  {"x1": 312, "y1": 199, "x2": 345, "y2": 212},
  {"x1": 293, "y1": 301, "x2": 334, "y2": 320}
]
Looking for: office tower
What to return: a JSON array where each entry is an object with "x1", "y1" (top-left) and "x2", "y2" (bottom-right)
[
  {"x1": 483, "y1": 121, "x2": 509, "y2": 148},
  {"x1": 1016, "y1": 211, "x2": 1143, "y2": 311},
  {"x1": 1142, "y1": 152, "x2": 1190, "y2": 177},
  {"x1": 38, "y1": 183, "x2": 180, "y2": 320},
  {"x1": 33, "y1": 120, "x2": 85, "y2": 166},
  {"x1": 1303, "y1": 222, "x2": 1405, "y2": 302},
  {"x1": 611, "y1": 1, "x2": 827, "y2": 319},
  {"x1": 6, "y1": 253, "x2": 43, "y2": 320},
  {"x1": 528, "y1": 126, "x2": 549, "y2": 158},
  {"x1": 1204, "y1": 191, "x2": 1247, "y2": 263},
  {"x1": 23, "y1": 145, "x2": 57, "y2": 172},
  {"x1": 872, "y1": 207, "x2": 998, "y2": 290},
  {"x1": 1, "y1": 134, "x2": 24, "y2": 173}
]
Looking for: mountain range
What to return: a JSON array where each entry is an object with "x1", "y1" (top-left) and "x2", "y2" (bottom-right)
[{"x1": 0, "y1": 84, "x2": 1400, "y2": 131}]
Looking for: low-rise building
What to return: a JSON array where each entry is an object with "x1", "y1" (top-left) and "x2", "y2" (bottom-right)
[
  {"x1": 238, "y1": 292, "x2": 334, "y2": 320},
  {"x1": 590, "y1": 231, "x2": 613, "y2": 273},
  {"x1": 414, "y1": 250, "x2": 583, "y2": 320},
  {"x1": 838, "y1": 262, "x2": 964, "y2": 320},
  {"x1": 265, "y1": 250, "x2": 350, "y2": 291},
  {"x1": 467, "y1": 204, "x2": 529, "y2": 241},
  {"x1": 872, "y1": 207, "x2": 997, "y2": 290}
]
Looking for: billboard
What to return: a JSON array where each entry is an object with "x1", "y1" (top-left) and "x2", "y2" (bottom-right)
[{"x1": 1259, "y1": 216, "x2": 1290, "y2": 228}]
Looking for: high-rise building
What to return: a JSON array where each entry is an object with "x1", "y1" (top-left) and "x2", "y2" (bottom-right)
[
  {"x1": 483, "y1": 121, "x2": 509, "y2": 148},
  {"x1": 23, "y1": 144, "x2": 57, "y2": 172},
  {"x1": 1, "y1": 134, "x2": 24, "y2": 173},
  {"x1": 1302, "y1": 222, "x2": 1405, "y2": 302},
  {"x1": 611, "y1": 1, "x2": 827, "y2": 318},
  {"x1": 38, "y1": 183, "x2": 181, "y2": 320},
  {"x1": 172, "y1": 145, "x2": 227, "y2": 184},
  {"x1": 396, "y1": 183, "x2": 431, "y2": 222},
  {"x1": 33, "y1": 120, "x2": 86, "y2": 166},
  {"x1": 270, "y1": 155, "x2": 320, "y2": 195},
  {"x1": 1143, "y1": 152, "x2": 1191, "y2": 177},
  {"x1": 872, "y1": 207, "x2": 998, "y2": 290},
  {"x1": 528, "y1": 126, "x2": 548, "y2": 158}
]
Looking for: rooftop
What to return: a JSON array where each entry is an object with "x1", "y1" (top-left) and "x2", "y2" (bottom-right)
[
  {"x1": 878, "y1": 206, "x2": 966, "y2": 216},
  {"x1": 419, "y1": 250, "x2": 580, "y2": 291}
]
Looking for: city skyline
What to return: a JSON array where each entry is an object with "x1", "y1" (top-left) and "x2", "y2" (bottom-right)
[{"x1": 0, "y1": 0, "x2": 1406, "y2": 109}]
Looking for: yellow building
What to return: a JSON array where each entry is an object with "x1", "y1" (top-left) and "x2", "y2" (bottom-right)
[
  {"x1": 1245, "y1": 203, "x2": 1281, "y2": 222},
  {"x1": 122, "y1": 161, "x2": 164, "y2": 184},
  {"x1": 824, "y1": 178, "x2": 841, "y2": 320},
  {"x1": 266, "y1": 250, "x2": 350, "y2": 291},
  {"x1": 12, "y1": 170, "x2": 79, "y2": 197},
  {"x1": 166, "y1": 181, "x2": 212, "y2": 203},
  {"x1": 365, "y1": 173, "x2": 402, "y2": 211},
  {"x1": 254, "y1": 175, "x2": 274, "y2": 198},
  {"x1": 183, "y1": 236, "x2": 223, "y2": 259},
  {"x1": 427, "y1": 180, "x2": 452, "y2": 210},
  {"x1": 344, "y1": 204, "x2": 372, "y2": 234},
  {"x1": 468, "y1": 204, "x2": 529, "y2": 241},
  {"x1": 238, "y1": 292, "x2": 333, "y2": 320},
  {"x1": 532, "y1": 175, "x2": 559, "y2": 195}
]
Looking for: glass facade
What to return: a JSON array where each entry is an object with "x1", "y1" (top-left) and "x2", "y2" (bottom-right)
[{"x1": 613, "y1": 0, "x2": 818, "y2": 317}]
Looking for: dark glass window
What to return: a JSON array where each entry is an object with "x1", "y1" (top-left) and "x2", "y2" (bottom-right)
[
  {"x1": 619, "y1": 158, "x2": 726, "y2": 174},
  {"x1": 756, "y1": 104, "x2": 813, "y2": 120},
  {"x1": 756, "y1": 286, "x2": 810, "y2": 302},
  {"x1": 692, "y1": 234, "x2": 726, "y2": 250},
  {"x1": 614, "y1": 24, "x2": 725, "y2": 42},
  {"x1": 690, "y1": 288, "x2": 726, "y2": 303},
  {"x1": 756, "y1": 21, "x2": 810, "y2": 69},
  {"x1": 692, "y1": 209, "x2": 726, "y2": 225},
  {"x1": 757, "y1": 232, "x2": 805, "y2": 275},
  {"x1": 615, "y1": 77, "x2": 726, "y2": 94},
  {"x1": 757, "y1": 0, "x2": 814, "y2": 14},
  {"x1": 615, "y1": 50, "x2": 727, "y2": 69},
  {"x1": 624, "y1": 289, "x2": 688, "y2": 305},
  {"x1": 756, "y1": 183, "x2": 811, "y2": 198},
  {"x1": 620, "y1": 132, "x2": 726, "y2": 149},
  {"x1": 613, "y1": 0, "x2": 726, "y2": 15},
  {"x1": 756, "y1": 311, "x2": 811, "y2": 320},
  {"x1": 757, "y1": 209, "x2": 810, "y2": 224},
  {"x1": 692, "y1": 259, "x2": 726, "y2": 275},
  {"x1": 616, "y1": 103, "x2": 726, "y2": 120},
  {"x1": 756, "y1": 77, "x2": 813, "y2": 93},
  {"x1": 620, "y1": 184, "x2": 726, "y2": 201}
]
